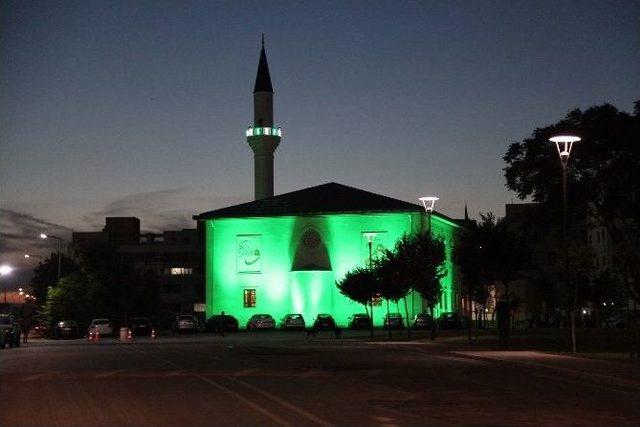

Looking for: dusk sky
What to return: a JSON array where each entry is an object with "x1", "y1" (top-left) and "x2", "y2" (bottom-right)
[{"x1": 1, "y1": 1, "x2": 639, "y2": 287}]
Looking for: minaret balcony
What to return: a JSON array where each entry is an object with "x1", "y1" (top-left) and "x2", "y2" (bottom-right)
[{"x1": 246, "y1": 126, "x2": 282, "y2": 137}]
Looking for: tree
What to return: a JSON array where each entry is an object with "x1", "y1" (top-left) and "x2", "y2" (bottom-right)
[
  {"x1": 504, "y1": 102, "x2": 640, "y2": 302},
  {"x1": 336, "y1": 267, "x2": 379, "y2": 338},
  {"x1": 44, "y1": 273, "x2": 99, "y2": 331},
  {"x1": 375, "y1": 250, "x2": 411, "y2": 338},
  {"x1": 30, "y1": 254, "x2": 79, "y2": 304},
  {"x1": 385, "y1": 233, "x2": 447, "y2": 339}
]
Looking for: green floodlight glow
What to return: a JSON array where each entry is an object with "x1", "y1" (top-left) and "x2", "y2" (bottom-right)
[
  {"x1": 204, "y1": 210, "x2": 461, "y2": 328},
  {"x1": 246, "y1": 126, "x2": 282, "y2": 137}
]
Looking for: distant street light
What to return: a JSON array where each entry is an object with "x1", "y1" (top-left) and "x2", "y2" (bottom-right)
[
  {"x1": 549, "y1": 133, "x2": 581, "y2": 353},
  {"x1": 1, "y1": 264, "x2": 13, "y2": 304},
  {"x1": 0, "y1": 264, "x2": 13, "y2": 276},
  {"x1": 40, "y1": 233, "x2": 64, "y2": 282},
  {"x1": 24, "y1": 254, "x2": 44, "y2": 260}
]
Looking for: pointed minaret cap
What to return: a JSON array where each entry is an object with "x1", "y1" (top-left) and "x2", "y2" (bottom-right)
[{"x1": 253, "y1": 34, "x2": 273, "y2": 93}]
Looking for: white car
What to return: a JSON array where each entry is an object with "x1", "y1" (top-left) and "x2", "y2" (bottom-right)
[{"x1": 89, "y1": 318, "x2": 114, "y2": 336}]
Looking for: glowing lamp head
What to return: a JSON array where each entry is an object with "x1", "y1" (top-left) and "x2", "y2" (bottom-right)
[
  {"x1": 549, "y1": 135, "x2": 580, "y2": 162},
  {"x1": 419, "y1": 196, "x2": 439, "y2": 213},
  {"x1": 363, "y1": 232, "x2": 378, "y2": 243},
  {"x1": 0, "y1": 265, "x2": 13, "y2": 276},
  {"x1": 40, "y1": 233, "x2": 48, "y2": 239}
]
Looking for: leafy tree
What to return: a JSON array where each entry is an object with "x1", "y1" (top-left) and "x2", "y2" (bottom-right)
[
  {"x1": 44, "y1": 273, "x2": 99, "y2": 331},
  {"x1": 336, "y1": 267, "x2": 379, "y2": 338},
  {"x1": 30, "y1": 254, "x2": 79, "y2": 304},
  {"x1": 504, "y1": 101, "x2": 640, "y2": 302},
  {"x1": 375, "y1": 250, "x2": 411, "y2": 338}
]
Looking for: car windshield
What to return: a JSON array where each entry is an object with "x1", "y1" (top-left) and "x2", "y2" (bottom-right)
[
  {"x1": 387, "y1": 313, "x2": 401, "y2": 317},
  {"x1": 287, "y1": 315, "x2": 302, "y2": 319}
]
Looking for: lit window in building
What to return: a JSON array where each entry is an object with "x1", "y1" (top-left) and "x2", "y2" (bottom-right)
[
  {"x1": 169, "y1": 267, "x2": 193, "y2": 275},
  {"x1": 244, "y1": 289, "x2": 256, "y2": 307}
]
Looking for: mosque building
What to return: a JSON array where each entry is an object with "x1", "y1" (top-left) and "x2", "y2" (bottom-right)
[{"x1": 194, "y1": 41, "x2": 463, "y2": 327}]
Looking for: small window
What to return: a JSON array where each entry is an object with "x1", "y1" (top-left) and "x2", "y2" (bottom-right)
[{"x1": 244, "y1": 289, "x2": 256, "y2": 308}]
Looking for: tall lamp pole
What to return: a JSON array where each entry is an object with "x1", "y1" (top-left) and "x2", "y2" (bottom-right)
[
  {"x1": 549, "y1": 134, "x2": 580, "y2": 353},
  {"x1": 419, "y1": 196, "x2": 439, "y2": 338},
  {"x1": 364, "y1": 232, "x2": 378, "y2": 339},
  {"x1": 40, "y1": 233, "x2": 64, "y2": 282}
]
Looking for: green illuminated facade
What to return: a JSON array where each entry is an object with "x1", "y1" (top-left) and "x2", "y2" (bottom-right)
[{"x1": 196, "y1": 183, "x2": 462, "y2": 328}]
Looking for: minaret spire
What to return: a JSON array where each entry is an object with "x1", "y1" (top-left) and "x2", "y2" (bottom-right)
[{"x1": 247, "y1": 38, "x2": 281, "y2": 200}]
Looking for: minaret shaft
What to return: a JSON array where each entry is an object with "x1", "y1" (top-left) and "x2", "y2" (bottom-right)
[{"x1": 247, "y1": 39, "x2": 280, "y2": 200}]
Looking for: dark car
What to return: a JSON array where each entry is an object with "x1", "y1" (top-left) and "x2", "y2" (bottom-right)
[
  {"x1": 54, "y1": 320, "x2": 80, "y2": 339},
  {"x1": 383, "y1": 313, "x2": 404, "y2": 329},
  {"x1": 438, "y1": 312, "x2": 460, "y2": 329},
  {"x1": 127, "y1": 317, "x2": 155, "y2": 337},
  {"x1": 348, "y1": 313, "x2": 371, "y2": 329},
  {"x1": 0, "y1": 315, "x2": 21, "y2": 348},
  {"x1": 412, "y1": 313, "x2": 434, "y2": 329},
  {"x1": 313, "y1": 314, "x2": 336, "y2": 330},
  {"x1": 281, "y1": 314, "x2": 305, "y2": 330},
  {"x1": 172, "y1": 315, "x2": 200, "y2": 334},
  {"x1": 246, "y1": 314, "x2": 276, "y2": 331},
  {"x1": 206, "y1": 314, "x2": 239, "y2": 332}
]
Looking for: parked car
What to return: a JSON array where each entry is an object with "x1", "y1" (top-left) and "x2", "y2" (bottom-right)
[
  {"x1": 412, "y1": 313, "x2": 433, "y2": 329},
  {"x1": 88, "y1": 318, "x2": 114, "y2": 337},
  {"x1": 246, "y1": 314, "x2": 276, "y2": 331},
  {"x1": 127, "y1": 317, "x2": 155, "y2": 337},
  {"x1": 438, "y1": 312, "x2": 461, "y2": 329},
  {"x1": 172, "y1": 315, "x2": 200, "y2": 334},
  {"x1": 206, "y1": 314, "x2": 239, "y2": 332},
  {"x1": 348, "y1": 313, "x2": 372, "y2": 329},
  {"x1": 602, "y1": 311, "x2": 640, "y2": 329},
  {"x1": 383, "y1": 313, "x2": 404, "y2": 329},
  {"x1": 0, "y1": 315, "x2": 21, "y2": 348},
  {"x1": 313, "y1": 314, "x2": 336, "y2": 330},
  {"x1": 55, "y1": 320, "x2": 80, "y2": 339},
  {"x1": 281, "y1": 314, "x2": 305, "y2": 330}
]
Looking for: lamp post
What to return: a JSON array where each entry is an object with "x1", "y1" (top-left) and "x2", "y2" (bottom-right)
[
  {"x1": 364, "y1": 232, "x2": 378, "y2": 339},
  {"x1": 419, "y1": 196, "x2": 439, "y2": 338},
  {"x1": 419, "y1": 196, "x2": 439, "y2": 237},
  {"x1": 549, "y1": 134, "x2": 580, "y2": 353},
  {"x1": 40, "y1": 233, "x2": 64, "y2": 282}
]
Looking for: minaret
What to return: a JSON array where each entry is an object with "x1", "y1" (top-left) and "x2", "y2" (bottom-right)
[{"x1": 246, "y1": 35, "x2": 281, "y2": 200}]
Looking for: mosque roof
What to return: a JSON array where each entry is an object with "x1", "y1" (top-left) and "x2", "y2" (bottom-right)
[{"x1": 195, "y1": 182, "x2": 457, "y2": 222}]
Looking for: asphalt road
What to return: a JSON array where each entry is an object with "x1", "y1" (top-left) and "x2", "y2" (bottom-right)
[{"x1": 2, "y1": 331, "x2": 640, "y2": 426}]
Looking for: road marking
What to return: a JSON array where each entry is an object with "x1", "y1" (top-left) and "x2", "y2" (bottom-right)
[
  {"x1": 234, "y1": 368, "x2": 260, "y2": 377},
  {"x1": 22, "y1": 371, "x2": 58, "y2": 382},
  {"x1": 95, "y1": 369, "x2": 127, "y2": 378},
  {"x1": 228, "y1": 376, "x2": 335, "y2": 427},
  {"x1": 122, "y1": 345, "x2": 293, "y2": 427}
]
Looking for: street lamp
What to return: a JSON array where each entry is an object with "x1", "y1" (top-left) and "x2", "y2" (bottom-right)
[
  {"x1": 419, "y1": 196, "x2": 439, "y2": 237},
  {"x1": 40, "y1": 233, "x2": 64, "y2": 282},
  {"x1": 1, "y1": 264, "x2": 13, "y2": 305},
  {"x1": 419, "y1": 196, "x2": 440, "y2": 338},
  {"x1": 24, "y1": 254, "x2": 44, "y2": 260},
  {"x1": 363, "y1": 232, "x2": 378, "y2": 339},
  {"x1": 549, "y1": 133, "x2": 580, "y2": 353}
]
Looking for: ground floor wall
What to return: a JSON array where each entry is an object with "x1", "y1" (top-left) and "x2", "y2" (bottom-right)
[{"x1": 205, "y1": 212, "x2": 460, "y2": 328}]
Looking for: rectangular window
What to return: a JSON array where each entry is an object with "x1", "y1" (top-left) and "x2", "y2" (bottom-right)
[
  {"x1": 169, "y1": 267, "x2": 193, "y2": 275},
  {"x1": 243, "y1": 289, "x2": 256, "y2": 307}
]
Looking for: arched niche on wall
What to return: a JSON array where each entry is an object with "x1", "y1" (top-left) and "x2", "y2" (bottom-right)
[{"x1": 291, "y1": 228, "x2": 331, "y2": 271}]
